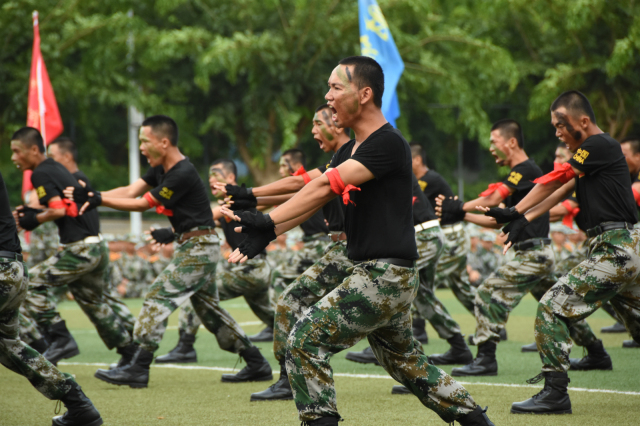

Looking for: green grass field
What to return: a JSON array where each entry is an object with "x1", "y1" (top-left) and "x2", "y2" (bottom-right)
[{"x1": 2, "y1": 290, "x2": 638, "y2": 425}]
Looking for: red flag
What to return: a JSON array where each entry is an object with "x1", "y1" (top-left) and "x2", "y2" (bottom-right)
[{"x1": 23, "y1": 10, "x2": 64, "y2": 196}]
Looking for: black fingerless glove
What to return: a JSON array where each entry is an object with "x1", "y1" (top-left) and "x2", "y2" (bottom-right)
[
  {"x1": 236, "y1": 227, "x2": 277, "y2": 259},
  {"x1": 229, "y1": 197, "x2": 258, "y2": 211},
  {"x1": 502, "y1": 216, "x2": 529, "y2": 247},
  {"x1": 226, "y1": 183, "x2": 256, "y2": 202},
  {"x1": 440, "y1": 197, "x2": 466, "y2": 224},
  {"x1": 485, "y1": 206, "x2": 522, "y2": 224},
  {"x1": 73, "y1": 186, "x2": 102, "y2": 211},
  {"x1": 235, "y1": 211, "x2": 275, "y2": 233},
  {"x1": 18, "y1": 206, "x2": 42, "y2": 231},
  {"x1": 151, "y1": 227, "x2": 175, "y2": 244}
]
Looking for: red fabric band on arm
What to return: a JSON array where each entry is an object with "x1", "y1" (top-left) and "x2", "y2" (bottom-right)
[
  {"x1": 534, "y1": 162, "x2": 576, "y2": 185},
  {"x1": 325, "y1": 169, "x2": 361, "y2": 206},
  {"x1": 48, "y1": 199, "x2": 78, "y2": 217},
  {"x1": 633, "y1": 188, "x2": 640, "y2": 207},
  {"x1": 144, "y1": 192, "x2": 173, "y2": 217},
  {"x1": 561, "y1": 199, "x2": 580, "y2": 229},
  {"x1": 479, "y1": 182, "x2": 509, "y2": 200},
  {"x1": 292, "y1": 166, "x2": 312, "y2": 185}
]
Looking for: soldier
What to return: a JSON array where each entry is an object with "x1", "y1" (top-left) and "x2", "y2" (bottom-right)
[
  {"x1": 156, "y1": 159, "x2": 275, "y2": 363},
  {"x1": 467, "y1": 231, "x2": 500, "y2": 287},
  {"x1": 550, "y1": 223, "x2": 576, "y2": 262},
  {"x1": 493, "y1": 91, "x2": 640, "y2": 415},
  {"x1": 71, "y1": 115, "x2": 271, "y2": 388},
  {"x1": 437, "y1": 119, "x2": 554, "y2": 376},
  {"x1": 11, "y1": 129, "x2": 135, "y2": 367},
  {"x1": 223, "y1": 56, "x2": 493, "y2": 426},
  {"x1": 0, "y1": 169, "x2": 104, "y2": 426}
]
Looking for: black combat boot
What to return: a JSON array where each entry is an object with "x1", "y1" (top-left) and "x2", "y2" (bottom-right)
[
  {"x1": 569, "y1": 340, "x2": 612, "y2": 371},
  {"x1": 301, "y1": 416, "x2": 340, "y2": 425},
  {"x1": 221, "y1": 346, "x2": 273, "y2": 383},
  {"x1": 391, "y1": 385, "x2": 411, "y2": 394},
  {"x1": 412, "y1": 318, "x2": 429, "y2": 344},
  {"x1": 108, "y1": 343, "x2": 139, "y2": 370},
  {"x1": 155, "y1": 331, "x2": 197, "y2": 364},
  {"x1": 428, "y1": 334, "x2": 473, "y2": 365},
  {"x1": 29, "y1": 337, "x2": 49, "y2": 354},
  {"x1": 457, "y1": 405, "x2": 495, "y2": 425},
  {"x1": 344, "y1": 346, "x2": 380, "y2": 365},
  {"x1": 94, "y1": 347, "x2": 153, "y2": 388},
  {"x1": 250, "y1": 361, "x2": 293, "y2": 401},
  {"x1": 521, "y1": 342, "x2": 538, "y2": 352},
  {"x1": 601, "y1": 321, "x2": 626, "y2": 333},
  {"x1": 498, "y1": 328, "x2": 507, "y2": 341},
  {"x1": 43, "y1": 320, "x2": 80, "y2": 365},
  {"x1": 623, "y1": 339, "x2": 640, "y2": 348},
  {"x1": 451, "y1": 341, "x2": 497, "y2": 377},
  {"x1": 52, "y1": 379, "x2": 103, "y2": 426},
  {"x1": 511, "y1": 371, "x2": 572, "y2": 414},
  {"x1": 249, "y1": 326, "x2": 274, "y2": 342}
]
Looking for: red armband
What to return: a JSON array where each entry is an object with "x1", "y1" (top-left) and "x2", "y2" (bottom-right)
[
  {"x1": 479, "y1": 182, "x2": 510, "y2": 200},
  {"x1": 48, "y1": 199, "x2": 78, "y2": 217},
  {"x1": 412, "y1": 196, "x2": 418, "y2": 206},
  {"x1": 632, "y1": 188, "x2": 640, "y2": 207},
  {"x1": 561, "y1": 199, "x2": 580, "y2": 229},
  {"x1": 143, "y1": 192, "x2": 173, "y2": 217},
  {"x1": 325, "y1": 168, "x2": 361, "y2": 206},
  {"x1": 534, "y1": 162, "x2": 576, "y2": 185},
  {"x1": 292, "y1": 166, "x2": 311, "y2": 185}
]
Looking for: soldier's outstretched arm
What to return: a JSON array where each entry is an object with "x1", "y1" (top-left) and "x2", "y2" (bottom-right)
[
  {"x1": 521, "y1": 179, "x2": 576, "y2": 222},
  {"x1": 102, "y1": 178, "x2": 152, "y2": 199},
  {"x1": 513, "y1": 165, "x2": 581, "y2": 215},
  {"x1": 215, "y1": 169, "x2": 323, "y2": 197}
]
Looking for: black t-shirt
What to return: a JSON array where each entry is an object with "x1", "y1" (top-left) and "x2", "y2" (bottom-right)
[
  {"x1": 73, "y1": 170, "x2": 100, "y2": 236},
  {"x1": 299, "y1": 209, "x2": 329, "y2": 236},
  {"x1": 31, "y1": 158, "x2": 95, "y2": 244},
  {"x1": 329, "y1": 123, "x2": 418, "y2": 260},
  {"x1": 0, "y1": 171, "x2": 21, "y2": 253},
  {"x1": 411, "y1": 174, "x2": 437, "y2": 225},
  {"x1": 566, "y1": 191, "x2": 588, "y2": 232},
  {"x1": 418, "y1": 170, "x2": 454, "y2": 208},
  {"x1": 568, "y1": 133, "x2": 638, "y2": 229},
  {"x1": 502, "y1": 159, "x2": 550, "y2": 242},
  {"x1": 318, "y1": 163, "x2": 345, "y2": 232},
  {"x1": 141, "y1": 159, "x2": 215, "y2": 234}
]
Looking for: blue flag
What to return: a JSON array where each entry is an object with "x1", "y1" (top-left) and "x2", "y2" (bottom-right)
[{"x1": 358, "y1": 0, "x2": 404, "y2": 127}]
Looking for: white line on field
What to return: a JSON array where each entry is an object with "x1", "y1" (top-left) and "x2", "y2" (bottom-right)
[{"x1": 58, "y1": 362, "x2": 640, "y2": 396}]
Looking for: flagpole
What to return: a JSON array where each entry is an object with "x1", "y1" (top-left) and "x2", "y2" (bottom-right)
[{"x1": 127, "y1": 10, "x2": 142, "y2": 236}]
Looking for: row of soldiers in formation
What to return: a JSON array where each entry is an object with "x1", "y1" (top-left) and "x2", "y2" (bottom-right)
[{"x1": 2, "y1": 56, "x2": 640, "y2": 426}]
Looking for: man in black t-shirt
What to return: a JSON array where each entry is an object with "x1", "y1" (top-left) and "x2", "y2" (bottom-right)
[
  {"x1": 10, "y1": 128, "x2": 134, "y2": 367},
  {"x1": 488, "y1": 91, "x2": 640, "y2": 415},
  {"x1": 437, "y1": 119, "x2": 556, "y2": 378},
  {"x1": 0, "y1": 170, "x2": 104, "y2": 426},
  {"x1": 155, "y1": 158, "x2": 275, "y2": 363},
  {"x1": 222, "y1": 57, "x2": 491, "y2": 425},
  {"x1": 72, "y1": 115, "x2": 271, "y2": 388}
]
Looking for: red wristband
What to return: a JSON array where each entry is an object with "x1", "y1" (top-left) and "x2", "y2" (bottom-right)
[
  {"x1": 479, "y1": 182, "x2": 510, "y2": 200},
  {"x1": 48, "y1": 199, "x2": 78, "y2": 217},
  {"x1": 325, "y1": 169, "x2": 361, "y2": 206},
  {"x1": 144, "y1": 192, "x2": 173, "y2": 217},
  {"x1": 534, "y1": 163, "x2": 576, "y2": 185},
  {"x1": 292, "y1": 166, "x2": 311, "y2": 185}
]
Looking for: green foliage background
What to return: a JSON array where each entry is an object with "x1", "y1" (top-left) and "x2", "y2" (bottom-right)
[{"x1": 1, "y1": 0, "x2": 639, "y2": 206}]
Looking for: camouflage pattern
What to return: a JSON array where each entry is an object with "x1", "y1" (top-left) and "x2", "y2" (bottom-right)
[
  {"x1": 177, "y1": 257, "x2": 274, "y2": 335},
  {"x1": 435, "y1": 225, "x2": 476, "y2": 314},
  {"x1": 555, "y1": 243, "x2": 588, "y2": 277},
  {"x1": 285, "y1": 260, "x2": 476, "y2": 423},
  {"x1": 273, "y1": 241, "x2": 353, "y2": 364},
  {"x1": 412, "y1": 226, "x2": 462, "y2": 340},
  {"x1": 467, "y1": 246, "x2": 499, "y2": 286},
  {"x1": 271, "y1": 234, "x2": 331, "y2": 299},
  {"x1": 26, "y1": 221, "x2": 58, "y2": 268},
  {"x1": 536, "y1": 228, "x2": 640, "y2": 372},
  {"x1": 134, "y1": 234, "x2": 252, "y2": 354},
  {"x1": 24, "y1": 241, "x2": 133, "y2": 350},
  {"x1": 472, "y1": 244, "x2": 556, "y2": 345},
  {"x1": 18, "y1": 305, "x2": 42, "y2": 344},
  {"x1": 118, "y1": 252, "x2": 155, "y2": 298},
  {"x1": 149, "y1": 253, "x2": 172, "y2": 277},
  {"x1": 0, "y1": 258, "x2": 72, "y2": 400}
]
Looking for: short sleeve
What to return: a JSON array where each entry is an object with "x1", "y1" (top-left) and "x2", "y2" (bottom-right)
[
  {"x1": 568, "y1": 135, "x2": 619, "y2": 175},
  {"x1": 502, "y1": 163, "x2": 534, "y2": 191},
  {"x1": 317, "y1": 164, "x2": 328, "y2": 174},
  {"x1": 141, "y1": 167, "x2": 158, "y2": 187},
  {"x1": 351, "y1": 132, "x2": 405, "y2": 179},
  {"x1": 31, "y1": 170, "x2": 60, "y2": 205},
  {"x1": 149, "y1": 169, "x2": 188, "y2": 208}
]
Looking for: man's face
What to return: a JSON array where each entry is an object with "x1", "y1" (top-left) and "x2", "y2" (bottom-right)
[
  {"x1": 551, "y1": 231, "x2": 566, "y2": 246},
  {"x1": 489, "y1": 129, "x2": 510, "y2": 166},
  {"x1": 139, "y1": 126, "x2": 165, "y2": 167},
  {"x1": 47, "y1": 144, "x2": 72, "y2": 169},
  {"x1": 554, "y1": 146, "x2": 572, "y2": 164},
  {"x1": 10, "y1": 140, "x2": 36, "y2": 170},
  {"x1": 325, "y1": 65, "x2": 360, "y2": 128},
  {"x1": 411, "y1": 155, "x2": 423, "y2": 176},
  {"x1": 620, "y1": 143, "x2": 640, "y2": 175},
  {"x1": 279, "y1": 156, "x2": 293, "y2": 178},
  {"x1": 551, "y1": 107, "x2": 585, "y2": 152},
  {"x1": 311, "y1": 108, "x2": 338, "y2": 153},
  {"x1": 209, "y1": 165, "x2": 234, "y2": 198}
]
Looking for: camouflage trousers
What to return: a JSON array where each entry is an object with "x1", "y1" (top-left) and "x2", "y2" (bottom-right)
[
  {"x1": 271, "y1": 234, "x2": 331, "y2": 300},
  {"x1": 18, "y1": 305, "x2": 43, "y2": 344},
  {"x1": 177, "y1": 256, "x2": 274, "y2": 335},
  {"x1": 0, "y1": 258, "x2": 72, "y2": 400},
  {"x1": 473, "y1": 243, "x2": 556, "y2": 345},
  {"x1": 435, "y1": 224, "x2": 476, "y2": 314},
  {"x1": 537, "y1": 228, "x2": 640, "y2": 372},
  {"x1": 134, "y1": 234, "x2": 252, "y2": 353},
  {"x1": 285, "y1": 260, "x2": 477, "y2": 423},
  {"x1": 23, "y1": 240, "x2": 134, "y2": 350},
  {"x1": 412, "y1": 226, "x2": 462, "y2": 340}
]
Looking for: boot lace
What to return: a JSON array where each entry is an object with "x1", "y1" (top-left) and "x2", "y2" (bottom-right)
[
  {"x1": 526, "y1": 373, "x2": 547, "y2": 399},
  {"x1": 54, "y1": 399, "x2": 62, "y2": 415},
  {"x1": 232, "y1": 355, "x2": 244, "y2": 372}
]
